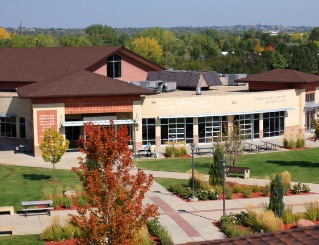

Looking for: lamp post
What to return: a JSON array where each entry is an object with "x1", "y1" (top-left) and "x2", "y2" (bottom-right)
[
  {"x1": 220, "y1": 158, "x2": 226, "y2": 216},
  {"x1": 189, "y1": 143, "x2": 198, "y2": 202}
]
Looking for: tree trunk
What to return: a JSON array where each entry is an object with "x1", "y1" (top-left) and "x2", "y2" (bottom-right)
[{"x1": 52, "y1": 163, "x2": 56, "y2": 181}]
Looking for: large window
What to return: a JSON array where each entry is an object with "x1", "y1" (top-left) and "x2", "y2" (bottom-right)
[
  {"x1": 234, "y1": 114, "x2": 259, "y2": 140},
  {"x1": 107, "y1": 54, "x2": 121, "y2": 78},
  {"x1": 19, "y1": 117, "x2": 26, "y2": 138},
  {"x1": 161, "y1": 118, "x2": 193, "y2": 144},
  {"x1": 0, "y1": 116, "x2": 16, "y2": 137},
  {"x1": 263, "y1": 111, "x2": 285, "y2": 138},
  {"x1": 198, "y1": 116, "x2": 227, "y2": 143},
  {"x1": 142, "y1": 118, "x2": 156, "y2": 145}
]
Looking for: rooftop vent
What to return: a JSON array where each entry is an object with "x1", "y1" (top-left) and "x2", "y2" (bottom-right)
[{"x1": 196, "y1": 87, "x2": 202, "y2": 95}]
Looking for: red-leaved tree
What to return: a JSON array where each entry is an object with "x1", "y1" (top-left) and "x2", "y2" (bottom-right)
[{"x1": 69, "y1": 122, "x2": 158, "y2": 245}]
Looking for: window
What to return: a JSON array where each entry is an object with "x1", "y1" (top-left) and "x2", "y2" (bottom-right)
[
  {"x1": 142, "y1": 118, "x2": 156, "y2": 145},
  {"x1": 107, "y1": 54, "x2": 121, "y2": 78},
  {"x1": 0, "y1": 116, "x2": 16, "y2": 137},
  {"x1": 263, "y1": 111, "x2": 285, "y2": 138},
  {"x1": 160, "y1": 118, "x2": 193, "y2": 144},
  {"x1": 306, "y1": 93, "x2": 315, "y2": 103},
  {"x1": 19, "y1": 117, "x2": 26, "y2": 138},
  {"x1": 198, "y1": 116, "x2": 227, "y2": 143}
]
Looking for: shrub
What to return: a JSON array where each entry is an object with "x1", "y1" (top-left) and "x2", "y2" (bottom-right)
[
  {"x1": 243, "y1": 187, "x2": 252, "y2": 198},
  {"x1": 165, "y1": 141, "x2": 187, "y2": 158},
  {"x1": 168, "y1": 183, "x2": 184, "y2": 195},
  {"x1": 296, "y1": 134, "x2": 305, "y2": 148},
  {"x1": 302, "y1": 184, "x2": 311, "y2": 193},
  {"x1": 187, "y1": 170, "x2": 205, "y2": 189},
  {"x1": 133, "y1": 226, "x2": 153, "y2": 245},
  {"x1": 209, "y1": 142, "x2": 224, "y2": 186},
  {"x1": 42, "y1": 187, "x2": 53, "y2": 200},
  {"x1": 263, "y1": 184, "x2": 270, "y2": 197},
  {"x1": 304, "y1": 202, "x2": 319, "y2": 221},
  {"x1": 252, "y1": 184, "x2": 260, "y2": 193},
  {"x1": 283, "y1": 206, "x2": 305, "y2": 224},
  {"x1": 40, "y1": 216, "x2": 64, "y2": 241},
  {"x1": 292, "y1": 182, "x2": 302, "y2": 194},
  {"x1": 207, "y1": 189, "x2": 220, "y2": 200},
  {"x1": 225, "y1": 187, "x2": 233, "y2": 199},
  {"x1": 76, "y1": 195, "x2": 88, "y2": 207},
  {"x1": 199, "y1": 181, "x2": 213, "y2": 191},
  {"x1": 281, "y1": 171, "x2": 291, "y2": 195},
  {"x1": 255, "y1": 210, "x2": 284, "y2": 232},
  {"x1": 269, "y1": 173, "x2": 285, "y2": 218},
  {"x1": 288, "y1": 138, "x2": 296, "y2": 149},
  {"x1": 283, "y1": 137, "x2": 288, "y2": 147},
  {"x1": 63, "y1": 197, "x2": 73, "y2": 208},
  {"x1": 233, "y1": 184, "x2": 242, "y2": 194},
  {"x1": 219, "y1": 212, "x2": 252, "y2": 238},
  {"x1": 147, "y1": 218, "x2": 174, "y2": 245}
]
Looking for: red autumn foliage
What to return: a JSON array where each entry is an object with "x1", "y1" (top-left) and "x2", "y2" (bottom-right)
[{"x1": 69, "y1": 122, "x2": 158, "y2": 245}]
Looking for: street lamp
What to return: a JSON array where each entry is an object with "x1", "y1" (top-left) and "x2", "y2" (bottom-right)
[
  {"x1": 189, "y1": 143, "x2": 198, "y2": 202},
  {"x1": 220, "y1": 158, "x2": 226, "y2": 216}
]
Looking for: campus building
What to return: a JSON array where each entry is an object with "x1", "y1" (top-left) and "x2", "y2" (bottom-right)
[{"x1": 1, "y1": 46, "x2": 319, "y2": 157}]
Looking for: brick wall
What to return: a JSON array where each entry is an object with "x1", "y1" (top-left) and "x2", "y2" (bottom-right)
[{"x1": 32, "y1": 95, "x2": 139, "y2": 114}]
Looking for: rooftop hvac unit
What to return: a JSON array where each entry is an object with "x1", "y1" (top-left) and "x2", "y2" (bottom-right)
[{"x1": 163, "y1": 82, "x2": 176, "y2": 92}]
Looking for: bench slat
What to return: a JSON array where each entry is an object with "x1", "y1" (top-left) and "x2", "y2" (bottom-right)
[{"x1": 22, "y1": 207, "x2": 53, "y2": 211}]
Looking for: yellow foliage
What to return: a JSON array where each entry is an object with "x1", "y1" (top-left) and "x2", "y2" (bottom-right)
[
  {"x1": 131, "y1": 37, "x2": 163, "y2": 63},
  {"x1": 0, "y1": 27, "x2": 10, "y2": 39}
]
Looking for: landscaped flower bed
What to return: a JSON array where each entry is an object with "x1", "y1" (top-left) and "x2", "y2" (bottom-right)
[{"x1": 168, "y1": 181, "x2": 313, "y2": 201}]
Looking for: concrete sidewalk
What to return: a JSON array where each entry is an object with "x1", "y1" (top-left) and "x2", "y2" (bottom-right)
[{"x1": 1, "y1": 143, "x2": 319, "y2": 244}]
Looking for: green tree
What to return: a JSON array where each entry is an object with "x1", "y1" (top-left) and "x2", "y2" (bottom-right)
[
  {"x1": 58, "y1": 36, "x2": 92, "y2": 47},
  {"x1": 270, "y1": 52, "x2": 288, "y2": 69},
  {"x1": 309, "y1": 27, "x2": 319, "y2": 41},
  {"x1": 223, "y1": 116, "x2": 245, "y2": 166},
  {"x1": 39, "y1": 128, "x2": 69, "y2": 181},
  {"x1": 269, "y1": 173, "x2": 285, "y2": 218},
  {"x1": 86, "y1": 24, "x2": 118, "y2": 46},
  {"x1": 209, "y1": 141, "x2": 224, "y2": 186}
]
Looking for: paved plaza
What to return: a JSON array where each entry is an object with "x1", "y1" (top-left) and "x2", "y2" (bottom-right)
[{"x1": 1, "y1": 135, "x2": 319, "y2": 244}]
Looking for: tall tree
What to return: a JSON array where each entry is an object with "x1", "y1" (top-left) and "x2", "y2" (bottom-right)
[
  {"x1": 39, "y1": 128, "x2": 69, "y2": 181},
  {"x1": 130, "y1": 36, "x2": 163, "y2": 64},
  {"x1": 86, "y1": 24, "x2": 118, "y2": 46},
  {"x1": 70, "y1": 122, "x2": 158, "y2": 245},
  {"x1": 209, "y1": 141, "x2": 224, "y2": 186},
  {"x1": 0, "y1": 27, "x2": 10, "y2": 39}
]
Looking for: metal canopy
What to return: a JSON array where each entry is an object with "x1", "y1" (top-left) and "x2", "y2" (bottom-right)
[
  {"x1": 304, "y1": 103, "x2": 319, "y2": 108},
  {"x1": 158, "y1": 108, "x2": 294, "y2": 119},
  {"x1": 0, "y1": 113, "x2": 17, "y2": 117},
  {"x1": 62, "y1": 119, "x2": 135, "y2": 127}
]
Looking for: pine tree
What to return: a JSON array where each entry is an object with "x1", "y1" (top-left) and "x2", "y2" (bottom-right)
[
  {"x1": 269, "y1": 173, "x2": 285, "y2": 218},
  {"x1": 209, "y1": 141, "x2": 224, "y2": 186}
]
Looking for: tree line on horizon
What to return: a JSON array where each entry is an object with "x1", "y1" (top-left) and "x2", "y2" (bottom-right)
[{"x1": 1, "y1": 25, "x2": 319, "y2": 75}]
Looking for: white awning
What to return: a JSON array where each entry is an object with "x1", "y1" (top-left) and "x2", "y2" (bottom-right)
[
  {"x1": 0, "y1": 113, "x2": 17, "y2": 117},
  {"x1": 304, "y1": 103, "x2": 319, "y2": 108},
  {"x1": 62, "y1": 119, "x2": 135, "y2": 127},
  {"x1": 158, "y1": 108, "x2": 294, "y2": 119}
]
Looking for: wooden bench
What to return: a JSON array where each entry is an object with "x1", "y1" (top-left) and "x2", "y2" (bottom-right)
[
  {"x1": 0, "y1": 206, "x2": 14, "y2": 215},
  {"x1": 21, "y1": 200, "x2": 53, "y2": 216},
  {"x1": 225, "y1": 166, "x2": 250, "y2": 179},
  {"x1": 0, "y1": 226, "x2": 16, "y2": 235},
  {"x1": 196, "y1": 145, "x2": 214, "y2": 155}
]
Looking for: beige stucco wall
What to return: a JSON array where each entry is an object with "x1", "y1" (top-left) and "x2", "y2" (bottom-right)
[
  {"x1": 138, "y1": 89, "x2": 303, "y2": 145},
  {"x1": 0, "y1": 92, "x2": 32, "y2": 139}
]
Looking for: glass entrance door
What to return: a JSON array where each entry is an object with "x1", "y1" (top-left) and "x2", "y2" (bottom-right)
[{"x1": 305, "y1": 109, "x2": 315, "y2": 132}]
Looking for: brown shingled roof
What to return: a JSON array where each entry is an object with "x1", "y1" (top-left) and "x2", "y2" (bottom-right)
[
  {"x1": 0, "y1": 46, "x2": 164, "y2": 82},
  {"x1": 183, "y1": 225, "x2": 319, "y2": 245},
  {"x1": 17, "y1": 70, "x2": 156, "y2": 98},
  {"x1": 235, "y1": 69, "x2": 319, "y2": 84}
]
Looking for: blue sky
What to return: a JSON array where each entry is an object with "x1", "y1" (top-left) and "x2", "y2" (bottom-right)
[{"x1": 1, "y1": 0, "x2": 318, "y2": 28}]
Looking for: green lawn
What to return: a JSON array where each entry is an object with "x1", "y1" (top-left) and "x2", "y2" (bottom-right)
[
  {"x1": 0, "y1": 235, "x2": 44, "y2": 245},
  {"x1": 154, "y1": 177, "x2": 188, "y2": 189},
  {"x1": 0, "y1": 164, "x2": 81, "y2": 211},
  {"x1": 135, "y1": 148, "x2": 319, "y2": 183}
]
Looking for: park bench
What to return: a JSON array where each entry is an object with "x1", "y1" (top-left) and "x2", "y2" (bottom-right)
[
  {"x1": 21, "y1": 200, "x2": 53, "y2": 216},
  {"x1": 225, "y1": 166, "x2": 250, "y2": 179},
  {"x1": 0, "y1": 206, "x2": 14, "y2": 215},
  {"x1": 196, "y1": 145, "x2": 214, "y2": 155},
  {"x1": 0, "y1": 226, "x2": 16, "y2": 235}
]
